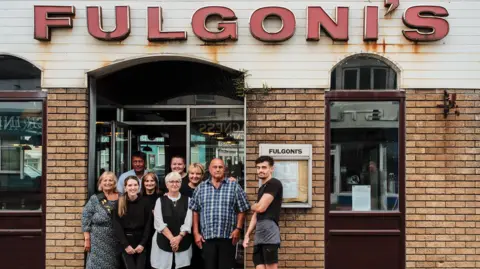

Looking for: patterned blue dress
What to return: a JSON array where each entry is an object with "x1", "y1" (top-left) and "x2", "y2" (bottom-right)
[{"x1": 82, "y1": 194, "x2": 120, "y2": 269}]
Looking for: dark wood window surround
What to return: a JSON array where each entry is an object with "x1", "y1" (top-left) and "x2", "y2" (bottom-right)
[
  {"x1": 0, "y1": 91, "x2": 47, "y2": 269},
  {"x1": 325, "y1": 90, "x2": 406, "y2": 269}
]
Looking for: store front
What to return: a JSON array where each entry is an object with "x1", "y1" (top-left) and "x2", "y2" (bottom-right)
[{"x1": 0, "y1": 1, "x2": 479, "y2": 269}]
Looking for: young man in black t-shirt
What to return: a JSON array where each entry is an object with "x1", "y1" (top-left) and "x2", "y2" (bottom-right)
[{"x1": 243, "y1": 155, "x2": 283, "y2": 269}]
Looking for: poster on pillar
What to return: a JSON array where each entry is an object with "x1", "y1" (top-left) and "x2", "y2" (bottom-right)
[{"x1": 259, "y1": 144, "x2": 312, "y2": 208}]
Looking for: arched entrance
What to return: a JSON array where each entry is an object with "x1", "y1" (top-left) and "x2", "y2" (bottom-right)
[
  {"x1": 0, "y1": 54, "x2": 46, "y2": 269},
  {"x1": 325, "y1": 54, "x2": 405, "y2": 269},
  {"x1": 87, "y1": 57, "x2": 245, "y2": 268}
]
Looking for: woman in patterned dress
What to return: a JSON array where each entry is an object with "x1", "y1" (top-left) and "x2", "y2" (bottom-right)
[{"x1": 82, "y1": 171, "x2": 120, "y2": 269}]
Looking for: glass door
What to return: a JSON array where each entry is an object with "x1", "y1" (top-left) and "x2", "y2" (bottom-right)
[{"x1": 95, "y1": 122, "x2": 131, "y2": 181}]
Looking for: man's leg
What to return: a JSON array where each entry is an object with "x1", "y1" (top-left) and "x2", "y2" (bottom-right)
[
  {"x1": 217, "y1": 239, "x2": 235, "y2": 269},
  {"x1": 202, "y1": 239, "x2": 219, "y2": 269},
  {"x1": 262, "y1": 244, "x2": 279, "y2": 269}
]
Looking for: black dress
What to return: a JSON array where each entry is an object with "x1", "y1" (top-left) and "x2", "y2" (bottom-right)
[
  {"x1": 181, "y1": 184, "x2": 204, "y2": 269},
  {"x1": 144, "y1": 192, "x2": 160, "y2": 269}
]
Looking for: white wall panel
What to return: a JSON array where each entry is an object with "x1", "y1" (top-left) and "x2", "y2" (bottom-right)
[{"x1": 0, "y1": 0, "x2": 478, "y2": 89}]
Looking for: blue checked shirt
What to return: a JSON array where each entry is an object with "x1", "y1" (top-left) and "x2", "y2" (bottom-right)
[{"x1": 189, "y1": 177, "x2": 250, "y2": 240}]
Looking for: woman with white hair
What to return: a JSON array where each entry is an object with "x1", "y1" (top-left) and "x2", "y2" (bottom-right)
[
  {"x1": 82, "y1": 171, "x2": 120, "y2": 269},
  {"x1": 151, "y1": 171, "x2": 193, "y2": 269}
]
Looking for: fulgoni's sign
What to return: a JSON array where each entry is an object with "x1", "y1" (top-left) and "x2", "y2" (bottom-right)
[{"x1": 34, "y1": 0, "x2": 449, "y2": 43}]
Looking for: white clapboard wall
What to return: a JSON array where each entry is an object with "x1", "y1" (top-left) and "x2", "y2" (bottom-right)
[{"x1": 0, "y1": 0, "x2": 479, "y2": 89}]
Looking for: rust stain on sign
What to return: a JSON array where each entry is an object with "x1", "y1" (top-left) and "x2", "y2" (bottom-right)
[{"x1": 200, "y1": 43, "x2": 228, "y2": 64}]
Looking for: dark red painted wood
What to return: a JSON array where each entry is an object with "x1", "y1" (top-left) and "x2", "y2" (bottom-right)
[{"x1": 325, "y1": 90, "x2": 406, "y2": 269}]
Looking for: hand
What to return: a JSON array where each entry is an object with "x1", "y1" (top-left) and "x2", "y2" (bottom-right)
[
  {"x1": 125, "y1": 245, "x2": 135, "y2": 255},
  {"x1": 170, "y1": 235, "x2": 182, "y2": 249},
  {"x1": 84, "y1": 238, "x2": 91, "y2": 252},
  {"x1": 230, "y1": 228, "x2": 241, "y2": 245},
  {"x1": 172, "y1": 245, "x2": 179, "y2": 252},
  {"x1": 194, "y1": 233, "x2": 205, "y2": 249},
  {"x1": 134, "y1": 245, "x2": 144, "y2": 254},
  {"x1": 242, "y1": 235, "x2": 250, "y2": 248},
  {"x1": 229, "y1": 176, "x2": 236, "y2": 182}
]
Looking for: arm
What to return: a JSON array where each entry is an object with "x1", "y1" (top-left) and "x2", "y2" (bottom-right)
[
  {"x1": 180, "y1": 199, "x2": 193, "y2": 234},
  {"x1": 81, "y1": 196, "x2": 95, "y2": 251},
  {"x1": 112, "y1": 211, "x2": 130, "y2": 249},
  {"x1": 251, "y1": 193, "x2": 274, "y2": 213},
  {"x1": 152, "y1": 198, "x2": 175, "y2": 240},
  {"x1": 243, "y1": 212, "x2": 257, "y2": 248}
]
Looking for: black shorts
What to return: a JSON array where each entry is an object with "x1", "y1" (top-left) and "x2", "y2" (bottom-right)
[{"x1": 253, "y1": 244, "x2": 279, "y2": 266}]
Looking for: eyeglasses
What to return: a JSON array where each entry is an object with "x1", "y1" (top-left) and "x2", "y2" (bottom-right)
[{"x1": 168, "y1": 181, "x2": 181, "y2": 184}]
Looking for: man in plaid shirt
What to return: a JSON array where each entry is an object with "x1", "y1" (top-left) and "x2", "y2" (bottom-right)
[{"x1": 189, "y1": 158, "x2": 250, "y2": 269}]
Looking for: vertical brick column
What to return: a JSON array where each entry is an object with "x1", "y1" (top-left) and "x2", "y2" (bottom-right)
[
  {"x1": 405, "y1": 89, "x2": 480, "y2": 269},
  {"x1": 245, "y1": 89, "x2": 325, "y2": 269},
  {"x1": 46, "y1": 89, "x2": 89, "y2": 269}
]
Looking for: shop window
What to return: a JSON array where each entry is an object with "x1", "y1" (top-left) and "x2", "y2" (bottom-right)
[
  {"x1": 190, "y1": 108, "x2": 245, "y2": 187},
  {"x1": 0, "y1": 101, "x2": 43, "y2": 210},
  {"x1": 329, "y1": 101, "x2": 399, "y2": 211},
  {"x1": 0, "y1": 55, "x2": 41, "y2": 91},
  {"x1": 331, "y1": 55, "x2": 397, "y2": 90}
]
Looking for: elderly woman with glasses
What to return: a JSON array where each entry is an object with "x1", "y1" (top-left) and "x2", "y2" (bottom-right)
[{"x1": 151, "y1": 171, "x2": 193, "y2": 269}]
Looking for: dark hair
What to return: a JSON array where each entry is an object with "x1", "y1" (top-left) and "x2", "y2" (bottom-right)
[
  {"x1": 170, "y1": 155, "x2": 185, "y2": 165},
  {"x1": 132, "y1": 151, "x2": 146, "y2": 162},
  {"x1": 255, "y1": 156, "x2": 274, "y2": 166}
]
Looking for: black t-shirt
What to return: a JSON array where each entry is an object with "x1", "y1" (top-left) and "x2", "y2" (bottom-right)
[{"x1": 256, "y1": 177, "x2": 283, "y2": 224}]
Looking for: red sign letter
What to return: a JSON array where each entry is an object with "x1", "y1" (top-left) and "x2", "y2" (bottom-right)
[
  {"x1": 402, "y1": 6, "x2": 449, "y2": 42},
  {"x1": 87, "y1": 6, "x2": 130, "y2": 41},
  {"x1": 364, "y1": 6, "x2": 379, "y2": 41},
  {"x1": 385, "y1": 0, "x2": 400, "y2": 16},
  {"x1": 307, "y1": 7, "x2": 349, "y2": 41},
  {"x1": 192, "y1": 6, "x2": 238, "y2": 42},
  {"x1": 250, "y1": 7, "x2": 296, "y2": 42},
  {"x1": 34, "y1": 6, "x2": 75, "y2": 41},
  {"x1": 148, "y1": 7, "x2": 187, "y2": 42}
]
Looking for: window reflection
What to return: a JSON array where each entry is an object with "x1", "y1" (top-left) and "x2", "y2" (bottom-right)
[
  {"x1": 0, "y1": 101, "x2": 43, "y2": 211},
  {"x1": 190, "y1": 108, "x2": 245, "y2": 188},
  {"x1": 330, "y1": 101, "x2": 399, "y2": 211}
]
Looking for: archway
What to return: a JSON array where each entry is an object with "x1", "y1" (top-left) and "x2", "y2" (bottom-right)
[
  {"x1": 325, "y1": 53, "x2": 405, "y2": 269},
  {"x1": 0, "y1": 54, "x2": 45, "y2": 269}
]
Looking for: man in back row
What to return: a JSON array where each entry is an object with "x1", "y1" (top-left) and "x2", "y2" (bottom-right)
[{"x1": 244, "y1": 156, "x2": 283, "y2": 269}]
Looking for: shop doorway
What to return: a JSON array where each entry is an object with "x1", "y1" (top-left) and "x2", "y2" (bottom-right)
[
  {"x1": 88, "y1": 58, "x2": 246, "y2": 269},
  {"x1": 325, "y1": 55, "x2": 405, "y2": 269}
]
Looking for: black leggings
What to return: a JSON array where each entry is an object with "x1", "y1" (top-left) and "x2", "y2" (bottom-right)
[{"x1": 121, "y1": 231, "x2": 147, "y2": 269}]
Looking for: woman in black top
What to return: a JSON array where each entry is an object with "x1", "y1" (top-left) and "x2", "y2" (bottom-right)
[
  {"x1": 141, "y1": 172, "x2": 162, "y2": 269},
  {"x1": 113, "y1": 176, "x2": 153, "y2": 269}
]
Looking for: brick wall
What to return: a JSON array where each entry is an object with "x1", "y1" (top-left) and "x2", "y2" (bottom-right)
[
  {"x1": 405, "y1": 89, "x2": 480, "y2": 268},
  {"x1": 245, "y1": 89, "x2": 325, "y2": 269},
  {"x1": 46, "y1": 89, "x2": 89, "y2": 269}
]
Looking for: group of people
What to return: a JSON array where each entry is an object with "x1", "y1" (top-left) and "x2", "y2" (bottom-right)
[{"x1": 82, "y1": 151, "x2": 283, "y2": 269}]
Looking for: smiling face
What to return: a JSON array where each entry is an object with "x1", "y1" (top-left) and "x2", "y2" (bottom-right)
[
  {"x1": 143, "y1": 175, "x2": 157, "y2": 192},
  {"x1": 171, "y1": 157, "x2": 186, "y2": 174},
  {"x1": 166, "y1": 177, "x2": 181, "y2": 193},
  {"x1": 132, "y1": 156, "x2": 145, "y2": 173},
  {"x1": 100, "y1": 175, "x2": 115, "y2": 191},
  {"x1": 125, "y1": 178, "x2": 139, "y2": 198},
  {"x1": 188, "y1": 166, "x2": 203, "y2": 186}
]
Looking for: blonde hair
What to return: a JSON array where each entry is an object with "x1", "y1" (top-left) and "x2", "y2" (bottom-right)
[
  {"x1": 188, "y1": 163, "x2": 205, "y2": 185},
  {"x1": 97, "y1": 171, "x2": 118, "y2": 193},
  {"x1": 118, "y1": 176, "x2": 139, "y2": 217}
]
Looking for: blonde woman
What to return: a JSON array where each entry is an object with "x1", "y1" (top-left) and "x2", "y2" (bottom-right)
[
  {"x1": 180, "y1": 163, "x2": 206, "y2": 198},
  {"x1": 82, "y1": 171, "x2": 120, "y2": 269},
  {"x1": 113, "y1": 176, "x2": 153, "y2": 269},
  {"x1": 151, "y1": 172, "x2": 193, "y2": 269}
]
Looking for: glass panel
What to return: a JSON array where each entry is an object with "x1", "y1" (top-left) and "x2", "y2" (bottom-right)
[
  {"x1": 139, "y1": 135, "x2": 166, "y2": 179},
  {"x1": 114, "y1": 124, "x2": 129, "y2": 177},
  {"x1": 343, "y1": 69, "x2": 358, "y2": 90},
  {"x1": 123, "y1": 109, "x2": 186, "y2": 122},
  {"x1": 190, "y1": 108, "x2": 245, "y2": 188},
  {"x1": 95, "y1": 123, "x2": 111, "y2": 179},
  {"x1": 0, "y1": 101, "x2": 43, "y2": 211},
  {"x1": 374, "y1": 69, "x2": 388, "y2": 89},
  {"x1": 359, "y1": 68, "x2": 371, "y2": 89},
  {"x1": 329, "y1": 101, "x2": 399, "y2": 211},
  {"x1": 158, "y1": 94, "x2": 243, "y2": 105}
]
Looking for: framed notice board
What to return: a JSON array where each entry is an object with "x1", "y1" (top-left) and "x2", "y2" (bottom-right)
[{"x1": 259, "y1": 144, "x2": 312, "y2": 208}]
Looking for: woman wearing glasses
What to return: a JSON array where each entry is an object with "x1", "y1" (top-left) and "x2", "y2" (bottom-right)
[{"x1": 151, "y1": 171, "x2": 193, "y2": 269}]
